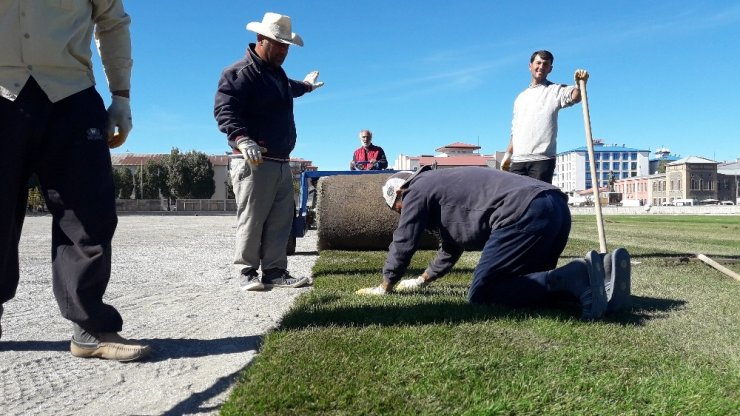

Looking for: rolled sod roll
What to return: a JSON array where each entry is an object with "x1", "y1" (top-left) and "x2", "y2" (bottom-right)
[{"x1": 315, "y1": 173, "x2": 439, "y2": 251}]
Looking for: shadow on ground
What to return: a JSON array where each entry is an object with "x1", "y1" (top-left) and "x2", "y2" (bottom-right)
[
  {"x1": 161, "y1": 366, "x2": 247, "y2": 416},
  {"x1": 1, "y1": 335, "x2": 262, "y2": 361},
  {"x1": 280, "y1": 293, "x2": 685, "y2": 329}
]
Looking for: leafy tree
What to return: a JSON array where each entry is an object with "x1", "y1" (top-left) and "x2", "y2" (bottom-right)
[
  {"x1": 657, "y1": 160, "x2": 669, "y2": 174},
  {"x1": 226, "y1": 176, "x2": 235, "y2": 199},
  {"x1": 167, "y1": 148, "x2": 189, "y2": 199},
  {"x1": 26, "y1": 174, "x2": 45, "y2": 211},
  {"x1": 135, "y1": 157, "x2": 170, "y2": 199},
  {"x1": 167, "y1": 148, "x2": 215, "y2": 199},
  {"x1": 185, "y1": 151, "x2": 216, "y2": 199},
  {"x1": 27, "y1": 187, "x2": 45, "y2": 211},
  {"x1": 113, "y1": 167, "x2": 134, "y2": 199}
]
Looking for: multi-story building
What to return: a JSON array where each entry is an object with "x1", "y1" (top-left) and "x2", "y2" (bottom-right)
[
  {"x1": 616, "y1": 155, "x2": 738, "y2": 206},
  {"x1": 290, "y1": 158, "x2": 317, "y2": 175},
  {"x1": 718, "y1": 159, "x2": 740, "y2": 204},
  {"x1": 649, "y1": 146, "x2": 681, "y2": 174},
  {"x1": 613, "y1": 175, "x2": 651, "y2": 206},
  {"x1": 393, "y1": 142, "x2": 498, "y2": 170},
  {"x1": 554, "y1": 140, "x2": 650, "y2": 193},
  {"x1": 664, "y1": 156, "x2": 718, "y2": 203}
]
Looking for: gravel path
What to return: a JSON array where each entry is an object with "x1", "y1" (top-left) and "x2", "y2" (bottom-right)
[{"x1": 0, "y1": 215, "x2": 318, "y2": 415}]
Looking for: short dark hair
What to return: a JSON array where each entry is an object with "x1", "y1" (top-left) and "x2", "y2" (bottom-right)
[{"x1": 530, "y1": 50, "x2": 554, "y2": 64}]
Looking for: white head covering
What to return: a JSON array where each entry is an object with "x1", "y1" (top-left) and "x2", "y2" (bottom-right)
[
  {"x1": 381, "y1": 166, "x2": 432, "y2": 208},
  {"x1": 246, "y1": 12, "x2": 304, "y2": 46}
]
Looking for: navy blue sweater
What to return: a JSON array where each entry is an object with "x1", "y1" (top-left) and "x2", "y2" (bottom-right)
[
  {"x1": 214, "y1": 44, "x2": 310, "y2": 159},
  {"x1": 382, "y1": 167, "x2": 566, "y2": 284}
]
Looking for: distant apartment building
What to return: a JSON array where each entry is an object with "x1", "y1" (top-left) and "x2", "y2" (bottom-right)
[
  {"x1": 613, "y1": 175, "x2": 651, "y2": 206},
  {"x1": 290, "y1": 158, "x2": 318, "y2": 175},
  {"x1": 648, "y1": 146, "x2": 681, "y2": 174},
  {"x1": 615, "y1": 155, "x2": 738, "y2": 206},
  {"x1": 718, "y1": 159, "x2": 740, "y2": 204},
  {"x1": 554, "y1": 140, "x2": 650, "y2": 193},
  {"x1": 664, "y1": 156, "x2": 719, "y2": 203},
  {"x1": 393, "y1": 142, "x2": 499, "y2": 170}
]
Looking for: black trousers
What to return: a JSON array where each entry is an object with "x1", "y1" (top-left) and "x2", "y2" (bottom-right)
[
  {"x1": 509, "y1": 159, "x2": 556, "y2": 184},
  {"x1": 0, "y1": 78, "x2": 123, "y2": 333}
]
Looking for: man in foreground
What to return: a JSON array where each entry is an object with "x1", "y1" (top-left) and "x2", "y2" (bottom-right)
[
  {"x1": 501, "y1": 50, "x2": 588, "y2": 183},
  {"x1": 0, "y1": 0, "x2": 149, "y2": 360},
  {"x1": 214, "y1": 12, "x2": 324, "y2": 291},
  {"x1": 357, "y1": 166, "x2": 631, "y2": 320}
]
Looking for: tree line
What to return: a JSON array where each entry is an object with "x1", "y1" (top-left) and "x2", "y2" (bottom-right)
[
  {"x1": 113, "y1": 148, "x2": 222, "y2": 202},
  {"x1": 26, "y1": 148, "x2": 224, "y2": 212}
]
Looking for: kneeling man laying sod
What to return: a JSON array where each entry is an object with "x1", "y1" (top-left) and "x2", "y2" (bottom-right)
[{"x1": 356, "y1": 166, "x2": 631, "y2": 320}]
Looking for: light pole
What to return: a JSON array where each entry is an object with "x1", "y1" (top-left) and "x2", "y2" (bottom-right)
[{"x1": 139, "y1": 159, "x2": 143, "y2": 199}]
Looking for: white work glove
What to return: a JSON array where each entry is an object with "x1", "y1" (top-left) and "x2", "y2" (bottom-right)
[
  {"x1": 356, "y1": 281, "x2": 394, "y2": 296},
  {"x1": 574, "y1": 69, "x2": 589, "y2": 85},
  {"x1": 106, "y1": 96, "x2": 132, "y2": 149},
  {"x1": 501, "y1": 152, "x2": 512, "y2": 171},
  {"x1": 395, "y1": 276, "x2": 430, "y2": 292},
  {"x1": 355, "y1": 286, "x2": 387, "y2": 296},
  {"x1": 303, "y1": 70, "x2": 324, "y2": 91},
  {"x1": 236, "y1": 138, "x2": 263, "y2": 167}
]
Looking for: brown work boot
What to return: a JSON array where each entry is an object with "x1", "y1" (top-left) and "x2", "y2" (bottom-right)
[{"x1": 70, "y1": 332, "x2": 151, "y2": 362}]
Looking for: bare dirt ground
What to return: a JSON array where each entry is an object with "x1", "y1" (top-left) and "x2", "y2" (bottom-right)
[{"x1": 0, "y1": 215, "x2": 318, "y2": 415}]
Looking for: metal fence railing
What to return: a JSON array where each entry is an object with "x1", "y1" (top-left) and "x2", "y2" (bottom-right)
[
  {"x1": 176, "y1": 199, "x2": 236, "y2": 212},
  {"x1": 115, "y1": 199, "x2": 236, "y2": 212}
]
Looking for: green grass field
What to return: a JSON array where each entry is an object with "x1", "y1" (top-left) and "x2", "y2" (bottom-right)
[{"x1": 222, "y1": 215, "x2": 740, "y2": 415}]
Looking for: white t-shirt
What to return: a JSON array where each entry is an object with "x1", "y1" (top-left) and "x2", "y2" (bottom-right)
[{"x1": 510, "y1": 81, "x2": 577, "y2": 162}]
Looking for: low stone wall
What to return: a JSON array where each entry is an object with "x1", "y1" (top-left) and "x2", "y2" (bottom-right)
[
  {"x1": 116, "y1": 199, "x2": 170, "y2": 212},
  {"x1": 176, "y1": 199, "x2": 236, "y2": 212},
  {"x1": 116, "y1": 199, "x2": 236, "y2": 212},
  {"x1": 570, "y1": 205, "x2": 739, "y2": 215}
]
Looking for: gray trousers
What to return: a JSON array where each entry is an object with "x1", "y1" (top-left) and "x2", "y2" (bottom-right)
[{"x1": 230, "y1": 159, "x2": 294, "y2": 275}]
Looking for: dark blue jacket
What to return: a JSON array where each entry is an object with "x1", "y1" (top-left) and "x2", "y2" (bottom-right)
[
  {"x1": 214, "y1": 44, "x2": 310, "y2": 159},
  {"x1": 382, "y1": 167, "x2": 566, "y2": 284}
]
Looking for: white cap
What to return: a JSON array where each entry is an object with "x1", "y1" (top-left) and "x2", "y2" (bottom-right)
[{"x1": 381, "y1": 171, "x2": 413, "y2": 208}]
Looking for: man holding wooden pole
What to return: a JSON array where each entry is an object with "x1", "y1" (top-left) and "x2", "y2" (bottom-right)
[{"x1": 501, "y1": 50, "x2": 588, "y2": 184}]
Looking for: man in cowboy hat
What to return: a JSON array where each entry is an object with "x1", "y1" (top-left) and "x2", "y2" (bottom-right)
[
  {"x1": 358, "y1": 166, "x2": 631, "y2": 321},
  {"x1": 215, "y1": 12, "x2": 324, "y2": 291}
]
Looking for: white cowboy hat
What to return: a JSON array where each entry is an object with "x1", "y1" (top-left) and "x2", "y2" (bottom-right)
[{"x1": 246, "y1": 12, "x2": 304, "y2": 47}]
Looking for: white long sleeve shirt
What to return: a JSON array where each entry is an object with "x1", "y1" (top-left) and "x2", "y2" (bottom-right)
[
  {"x1": 0, "y1": 0, "x2": 132, "y2": 103},
  {"x1": 510, "y1": 81, "x2": 577, "y2": 162}
]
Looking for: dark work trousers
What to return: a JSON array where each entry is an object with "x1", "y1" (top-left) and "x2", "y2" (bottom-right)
[
  {"x1": 0, "y1": 78, "x2": 123, "y2": 333},
  {"x1": 467, "y1": 190, "x2": 571, "y2": 307},
  {"x1": 509, "y1": 159, "x2": 556, "y2": 184}
]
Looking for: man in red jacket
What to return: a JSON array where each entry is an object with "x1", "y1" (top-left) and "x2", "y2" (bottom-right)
[{"x1": 350, "y1": 129, "x2": 388, "y2": 170}]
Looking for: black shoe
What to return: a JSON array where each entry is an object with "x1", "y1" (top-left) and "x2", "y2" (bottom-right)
[
  {"x1": 240, "y1": 269, "x2": 264, "y2": 291},
  {"x1": 547, "y1": 252, "x2": 607, "y2": 320},
  {"x1": 602, "y1": 248, "x2": 631, "y2": 313},
  {"x1": 582, "y1": 251, "x2": 608, "y2": 320},
  {"x1": 262, "y1": 270, "x2": 310, "y2": 288},
  {"x1": 0, "y1": 304, "x2": 3, "y2": 340}
]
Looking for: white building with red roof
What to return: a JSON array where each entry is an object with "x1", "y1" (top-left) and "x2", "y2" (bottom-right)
[{"x1": 393, "y1": 142, "x2": 501, "y2": 170}]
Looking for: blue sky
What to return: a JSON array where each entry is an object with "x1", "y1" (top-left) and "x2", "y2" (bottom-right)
[{"x1": 99, "y1": 0, "x2": 740, "y2": 170}]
